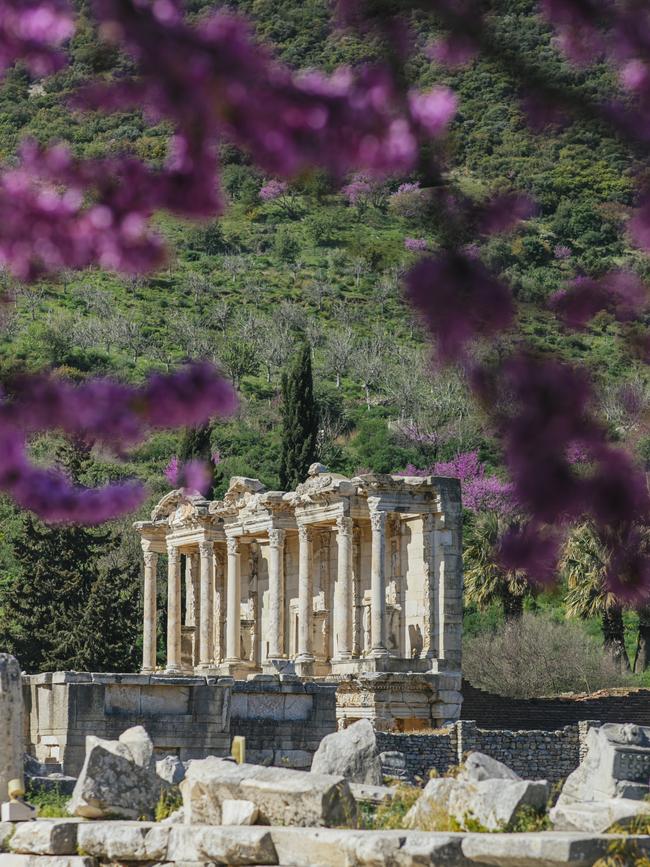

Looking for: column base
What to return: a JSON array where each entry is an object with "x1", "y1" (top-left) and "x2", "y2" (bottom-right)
[
  {"x1": 262, "y1": 657, "x2": 295, "y2": 675},
  {"x1": 140, "y1": 666, "x2": 155, "y2": 675},
  {"x1": 219, "y1": 660, "x2": 252, "y2": 679},
  {"x1": 294, "y1": 654, "x2": 315, "y2": 677},
  {"x1": 162, "y1": 666, "x2": 183, "y2": 676}
]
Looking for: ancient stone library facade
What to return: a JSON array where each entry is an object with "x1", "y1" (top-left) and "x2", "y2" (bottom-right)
[
  {"x1": 23, "y1": 467, "x2": 463, "y2": 772},
  {"x1": 134, "y1": 465, "x2": 462, "y2": 687}
]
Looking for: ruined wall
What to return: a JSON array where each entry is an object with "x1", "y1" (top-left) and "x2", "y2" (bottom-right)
[
  {"x1": 230, "y1": 678, "x2": 338, "y2": 769},
  {"x1": 461, "y1": 680, "x2": 650, "y2": 729},
  {"x1": 377, "y1": 719, "x2": 602, "y2": 785},
  {"x1": 23, "y1": 672, "x2": 339, "y2": 776}
]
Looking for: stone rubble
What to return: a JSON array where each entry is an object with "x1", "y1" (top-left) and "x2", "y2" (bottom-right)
[
  {"x1": 155, "y1": 756, "x2": 186, "y2": 787},
  {"x1": 0, "y1": 819, "x2": 649, "y2": 866},
  {"x1": 405, "y1": 753, "x2": 549, "y2": 832},
  {"x1": 310, "y1": 720, "x2": 383, "y2": 786},
  {"x1": 181, "y1": 756, "x2": 358, "y2": 828},
  {"x1": 68, "y1": 726, "x2": 163, "y2": 820},
  {"x1": 550, "y1": 722, "x2": 650, "y2": 832}
]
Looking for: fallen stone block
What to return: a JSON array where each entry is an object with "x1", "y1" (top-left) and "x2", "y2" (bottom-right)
[
  {"x1": 0, "y1": 857, "x2": 96, "y2": 867},
  {"x1": 461, "y1": 830, "x2": 642, "y2": 866},
  {"x1": 311, "y1": 720, "x2": 382, "y2": 786},
  {"x1": 557, "y1": 722, "x2": 650, "y2": 807},
  {"x1": 222, "y1": 800, "x2": 259, "y2": 826},
  {"x1": 269, "y1": 828, "x2": 467, "y2": 867},
  {"x1": 167, "y1": 825, "x2": 277, "y2": 864},
  {"x1": 0, "y1": 823, "x2": 13, "y2": 851},
  {"x1": 68, "y1": 726, "x2": 162, "y2": 820},
  {"x1": 76, "y1": 821, "x2": 169, "y2": 861},
  {"x1": 459, "y1": 752, "x2": 521, "y2": 783},
  {"x1": 378, "y1": 751, "x2": 408, "y2": 781},
  {"x1": 405, "y1": 776, "x2": 549, "y2": 832},
  {"x1": 10, "y1": 821, "x2": 80, "y2": 855},
  {"x1": 550, "y1": 798, "x2": 650, "y2": 833},
  {"x1": 181, "y1": 757, "x2": 357, "y2": 828}
]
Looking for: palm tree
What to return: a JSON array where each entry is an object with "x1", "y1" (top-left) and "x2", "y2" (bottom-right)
[
  {"x1": 561, "y1": 522, "x2": 630, "y2": 671},
  {"x1": 463, "y1": 511, "x2": 530, "y2": 621}
]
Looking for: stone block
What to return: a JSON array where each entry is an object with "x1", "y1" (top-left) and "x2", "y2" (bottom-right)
[
  {"x1": 311, "y1": 720, "x2": 382, "y2": 786},
  {"x1": 181, "y1": 756, "x2": 357, "y2": 828},
  {"x1": 282, "y1": 696, "x2": 311, "y2": 721},
  {"x1": 461, "y1": 831, "x2": 625, "y2": 865},
  {"x1": 167, "y1": 826, "x2": 277, "y2": 864},
  {"x1": 77, "y1": 821, "x2": 169, "y2": 861},
  {"x1": 140, "y1": 687, "x2": 190, "y2": 717},
  {"x1": 222, "y1": 799, "x2": 258, "y2": 826},
  {"x1": 10, "y1": 821, "x2": 80, "y2": 855},
  {"x1": 349, "y1": 783, "x2": 395, "y2": 805},
  {"x1": 0, "y1": 823, "x2": 14, "y2": 851},
  {"x1": 0, "y1": 857, "x2": 96, "y2": 867},
  {"x1": 550, "y1": 798, "x2": 650, "y2": 833},
  {"x1": 104, "y1": 686, "x2": 141, "y2": 716}
]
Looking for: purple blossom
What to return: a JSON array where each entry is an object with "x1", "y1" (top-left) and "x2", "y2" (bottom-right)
[
  {"x1": 212, "y1": 449, "x2": 221, "y2": 465},
  {"x1": 164, "y1": 455, "x2": 179, "y2": 486},
  {"x1": 478, "y1": 193, "x2": 536, "y2": 235},
  {"x1": 0, "y1": 0, "x2": 73, "y2": 77},
  {"x1": 549, "y1": 271, "x2": 647, "y2": 329},
  {"x1": 404, "y1": 237, "x2": 428, "y2": 252},
  {"x1": 398, "y1": 451, "x2": 515, "y2": 515},
  {"x1": 259, "y1": 180, "x2": 288, "y2": 201},
  {"x1": 341, "y1": 176, "x2": 372, "y2": 205},
  {"x1": 427, "y1": 33, "x2": 478, "y2": 68},
  {"x1": 554, "y1": 244, "x2": 572, "y2": 260},
  {"x1": 405, "y1": 252, "x2": 515, "y2": 362},
  {"x1": 396, "y1": 181, "x2": 420, "y2": 195},
  {"x1": 499, "y1": 522, "x2": 561, "y2": 585}
]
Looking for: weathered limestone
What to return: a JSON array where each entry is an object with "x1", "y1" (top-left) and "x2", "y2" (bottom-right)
[
  {"x1": 557, "y1": 722, "x2": 650, "y2": 806},
  {"x1": 221, "y1": 799, "x2": 258, "y2": 826},
  {"x1": 140, "y1": 548, "x2": 157, "y2": 673},
  {"x1": 76, "y1": 822, "x2": 169, "y2": 861},
  {"x1": 180, "y1": 756, "x2": 357, "y2": 828},
  {"x1": 551, "y1": 798, "x2": 650, "y2": 833},
  {"x1": 0, "y1": 655, "x2": 24, "y2": 800},
  {"x1": 310, "y1": 719, "x2": 382, "y2": 786},
  {"x1": 10, "y1": 822, "x2": 79, "y2": 856},
  {"x1": 68, "y1": 726, "x2": 161, "y2": 820},
  {"x1": 458, "y1": 751, "x2": 522, "y2": 783},
  {"x1": 406, "y1": 776, "x2": 550, "y2": 832},
  {"x1": 167, "y1": 825, "x2": 277, "y2": 864},
  {"x1": 166, "y1": 543, "x2": 181, "y2": 674},
  {"x1": 156, "y1": 756, "x2": 185, "y2": 786}
]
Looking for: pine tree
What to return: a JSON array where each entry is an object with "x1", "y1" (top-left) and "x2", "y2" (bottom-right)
[
  {"x1": 279, "y1": 342, "x2": 318, "y2": 489},
  {"x1": 0, "y1": 441, "x2": 141, "y2": 673}
]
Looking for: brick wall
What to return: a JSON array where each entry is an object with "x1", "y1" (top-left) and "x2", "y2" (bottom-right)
[{"x1": 461, "y1": 680, "x2": 650, "y2": 730}]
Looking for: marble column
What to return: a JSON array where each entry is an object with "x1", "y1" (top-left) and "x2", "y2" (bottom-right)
[
  {"x1": 296, "y1": 525, "x2": 314, "y2": 668},
  {"x1": 334, "y1": 515, "x2": 353, "y2": 659},
  {"x1": 198, "y1": 540, "x2": 214, "y2": 669},
  {"x1": 184, "y1": 553, "x2": 199, "y2": 628},
  {"x1": 369, "y1": 510, "x2": 388, "y2": 657},
  {"x1": 141, "y1": 548, "x2": 158, "y2": 673},
  {"x1": 166, "y1": 542, "x2": 181, "y2": 672},
  {"x1": 267, "y1": 528, "x2": 285, "y2": 659},
  {"x1": 225, "y1": 536, "x2": 241, "y2": 663},
  {"x1": 422, "y1": 513, "x2": 437, "y2": 659}
]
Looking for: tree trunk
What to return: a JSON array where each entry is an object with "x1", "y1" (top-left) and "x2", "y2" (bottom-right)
[
  {"x1": 602, "y1": 606, "x2": 631, "y2": 671},
  {"x1": 502, "y1": 591, "x2": 524, "y2": 621},
  {"x1": 336, "y1": 372, "x2": 341, "y2": 388},
  {"x1": 634, "y1": 606, "x2": 650, "y2": 672}
]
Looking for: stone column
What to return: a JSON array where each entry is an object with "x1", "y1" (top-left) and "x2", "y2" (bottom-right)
[
  {"x1": 141, "y1": 547, "x2": 158, "y2": 673},
  {"x1": 185, "y1": 553, "x2": 199, "y2": 628},
  {"x1": 267, "y1": 528, "x2": 285, "y2": 659},
  {"x1": 369, "y1": 510, "x2": 388, "y2": 658},
  {"x1": 296, "y1": 525, "x2": 314, "y2": 671},
  {"x1": 421, "y1": 513, "x2": 438, "y2": 660},
  {"x1": 166, "y1": 542, "x2": 182, "y2": 673},
  {"x1": 213, "y1": 548, "x2": 224, "y2": 664},
  {"x1": 334, "y1": 515, "x2": 353, "y2": 660},
  {"x1": 0, "y1": 654, "x2": 23, "y2": 800},
  {"x1": 198, "y1": 540, "x2": 214, "y2": 669},
  {"x1": 352, "y1": 526, "x2": 362, "y2": 658},
  {"x1": 225, "y1": 536, "x2": 241, "y2": 664}
]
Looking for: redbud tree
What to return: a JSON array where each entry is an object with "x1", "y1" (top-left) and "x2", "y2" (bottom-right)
[{"x1": 1, "y1": 0, "x2": 650, "y2": 603}]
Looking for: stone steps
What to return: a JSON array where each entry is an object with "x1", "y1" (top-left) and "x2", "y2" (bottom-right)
[{"x1": 2, "y1": 819, "x2": 650, "y2": 866}]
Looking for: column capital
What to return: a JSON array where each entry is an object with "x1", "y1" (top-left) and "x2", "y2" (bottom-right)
[
  {"x1": 143, "y1": 550, "x2": 158, "y2": 568},
  {"x1": 166, "y1": 541, "x2": 179, "y2": 561},
  {"x1": 297, "y1": 524, "x2": 312, "y2": 543},
  {"x1": 226, "y1": 536, "x2": 240, "y2": 556},
  {"x1": 198, "y1": 540, "x2": 214, "y2": 558},
  {"x1": 336, "y1": 515, "x2": 353, "y2": 537},
  {"x1": 370, "y1": 510, "x2": 387, "y2": 533},
  {"x1": 268, "y1": 528, "x2": 286, "y2": 548}
]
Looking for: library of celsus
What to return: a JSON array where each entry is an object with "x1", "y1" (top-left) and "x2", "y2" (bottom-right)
[{"x1": 134, "y1": 464, "x2": 462, "y2": 693}]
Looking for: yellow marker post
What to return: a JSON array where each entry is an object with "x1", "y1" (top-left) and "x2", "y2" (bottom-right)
[{"x1": 231, "y1": 735, "x2": 246, "y2": 764}]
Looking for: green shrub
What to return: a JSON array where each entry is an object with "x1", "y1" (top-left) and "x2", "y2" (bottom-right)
[
  {"x1": 155, "y1": 786, "x2": 183, "y2": 822},
  {"x1": 28, "y1": 784, "x2": 70, "y2": 818}
]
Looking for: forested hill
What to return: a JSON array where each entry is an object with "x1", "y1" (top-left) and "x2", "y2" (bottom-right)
[{"x1": 0, "y1": 0, "x2": 646, "y2": 515}]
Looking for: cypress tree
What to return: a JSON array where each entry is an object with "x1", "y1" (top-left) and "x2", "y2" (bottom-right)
[
  {"x1": 279, "y1": 342, "x2": 318, "y2": 489},
  {"x1": 178, "y1": 423, "x2": 215, "y2": 497},
  {"x1": 0, "y1": 441, "x2": 141, "y2": 673}
]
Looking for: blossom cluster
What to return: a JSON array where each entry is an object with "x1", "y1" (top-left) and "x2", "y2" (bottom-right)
[{"x1": 0, "y1": 363, "x2": 236, "y2": 523}]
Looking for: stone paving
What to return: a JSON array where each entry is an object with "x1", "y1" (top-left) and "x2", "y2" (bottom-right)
[{"x1": 0, "y1": 819, "x2": 648, "y2": 866}]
